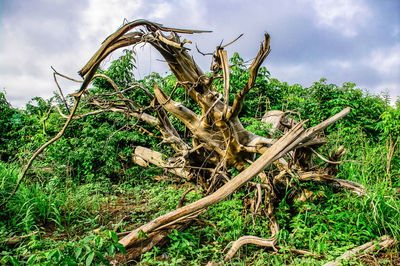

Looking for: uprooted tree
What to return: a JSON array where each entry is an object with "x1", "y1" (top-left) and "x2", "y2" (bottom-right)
[{"x1": 2, "y1": 20, "x2": 371, "y2": 261}]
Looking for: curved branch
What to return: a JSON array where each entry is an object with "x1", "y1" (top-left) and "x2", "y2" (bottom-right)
[
  {"x1": 92, "y1": 73, "x2": 140, "y2": 110},
  {"x1": 53, "y1": 104, "x2": 158, "y2": 125},
  {"x1": 228, "y1": 34, "x2": 270, "y2": 119},
  {"x1": 79, "y1": 19, "x2": 210, "y2": 77},
  {"x1": 311, "y1": 148, "x2": 343, "y2": 164},
  {"x1": 224, "y1": 235, "x2": 277, "y2": 262},
  {"x1": 153, "y1": 85, "x2": 200, "y2": 131},
  {"x1": 52, "y1": 70, "x2": 70, "y2": 112}
]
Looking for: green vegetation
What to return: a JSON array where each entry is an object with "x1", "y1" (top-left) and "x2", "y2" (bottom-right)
[{"x1": 0, "y1": 51, "x2": 399, "y2": 265}]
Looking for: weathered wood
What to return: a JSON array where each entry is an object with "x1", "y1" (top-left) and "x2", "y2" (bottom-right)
[
  {"x1": 132, "y1": 146, "x2": 191, "y2": 179},
  {"x1": 119, "y1": 122, "x2": 307, "y2": 247},
  {"x1": 323, "y1": 235, "x2": 396, "y2": 266},
  {"x1": 120, "y1": 106, "x2": 349, "y2": 248},
  {"x1": 224, "y1": 235, "x2": 277, "y2": 261}
]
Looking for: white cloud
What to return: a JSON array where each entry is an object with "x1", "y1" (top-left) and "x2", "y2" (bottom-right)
[
  {"x1": 366, "y1": 44, "x2": 400, "y2": 104},
  {"x1": 269, "y1": 62, "x2": 323, "y2": 88},
  {"x1": 309, "y1": 0, "x2": 372, "y2": 37},
  {"x1": 78, "y1": 0, "x2": 144, "y2": 42},
  {"x1": 0, "y1": 0, "x2": 398, "y2": 108},
  {"x1": 148, "y1": 1, "x2": 173, "y2": 20},
  {"x1": 329, "y1": 59, "x2": 352, "y2": 69},
  {"x1": 368, "y1": 44, "x2": 400, "y2": 76}
]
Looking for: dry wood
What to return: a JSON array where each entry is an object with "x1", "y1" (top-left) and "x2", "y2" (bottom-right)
[
  {"x1": 119, "y1": 109, "x2": 349, "y2": 248},
  {"x1": 177, "y1": 188, "x2": 195, "y2": 208},
  {"x1": 323, "y1": 235, "x2": 396, "y2": 266},
  {"x1": 132, "y1": 146, "x2": 191, "y2": 179},
  {"x1": 119, "y1": 122, "x2": 307, "y2": 247},
  {"x1": 224, "y1": 235, "x2": 278, "y2": 262},
  {"x1": 228, "y1": 34, "x2": 270, "y2": 119}
]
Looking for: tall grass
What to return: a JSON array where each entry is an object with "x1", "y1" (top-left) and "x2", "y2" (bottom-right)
[
  {"x1": 0, "y1": 161, "x2": 107, "y2": 236},
  {"x1": 332, "y1": 131, "x2": 400, "y2": 239}
]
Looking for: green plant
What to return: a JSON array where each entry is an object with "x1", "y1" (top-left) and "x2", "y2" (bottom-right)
[
  {"x1": 1, "y1": 47, "x2": 399, "y2": 265},
  {"x1": 0, "y1": 230, "x2": 125, "y2": 265}
]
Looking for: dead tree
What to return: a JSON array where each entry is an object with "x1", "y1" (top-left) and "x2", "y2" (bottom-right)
[{"x1": 2, "y1": 20, "x2": 367, "y2": 261}]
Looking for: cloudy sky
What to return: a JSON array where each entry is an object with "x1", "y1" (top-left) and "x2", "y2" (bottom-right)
[{"x1": 0, "y1": 0, "x2": 399, "y2": 108}]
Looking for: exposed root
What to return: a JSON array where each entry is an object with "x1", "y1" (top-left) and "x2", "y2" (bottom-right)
[
  {"x1": 323, "y1": 235, "x2": 396, "y2": 266},
  {"x1": 224, "y1": 235, "x2": 278, "y2": 261}
]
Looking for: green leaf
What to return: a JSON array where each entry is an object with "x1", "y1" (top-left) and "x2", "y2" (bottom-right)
[
  {"x1": 26, "y1": 254, "x2": 38, "y2": 265},
  {"x1": 108, "y1": 230, "x2": 119, "y2": 242},
  {"x1": 9, "y1": 256, "x2": 20, "y2": 266},
  {"x1": 114, "y1": 243, "x2": 126, "y2": 255},
  {"x1": 138, "y1": 230, "x2": 148, "y2": 240},
  {"x1": 86, "y1": 252, "x2": 95, "y2": 266},
  {"x1": 94, "y1": 235, "x2": 103, "y2": 248},
  {"x1": 107, "y1": 244, "x2": 116, "y2": 257},
  {"x1": 74, "y1": 247, "x2": 83, "y2": 259},
  {"x1": 95, "y1": 251, "x2": 105, "y2": 262},
  {"x1": 47, "y1": 249, "x2": 58, "y2": 260}
]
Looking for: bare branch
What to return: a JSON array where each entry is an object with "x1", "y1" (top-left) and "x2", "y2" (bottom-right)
[
  {"x1": 52, "y1": 69, "x2": 70, "y2": 112},
  {"x1": 228, "y1": 34, "x2": 270, "y2": 119},
  {"x1": 221, "y1": 33, "x2": 244, "y2": 48},
  {"x1": 177, "y1": 188, "x2": 195, "y2": 208},
  {"x1": 153, "y1": 85, "x2": 200, "y2": 131},
  {"x1": 215, "y1": 48, "x2": 230, "y2": 118}
]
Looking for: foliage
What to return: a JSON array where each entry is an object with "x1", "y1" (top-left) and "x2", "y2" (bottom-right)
[
  {"x1": 0, "y1": 161, "x2": 108, "y2": 235},
  {"x1": 0, "y1": 51, "x2": 399, "y2": 264},
  {"x1": 0, "y1": 230, "x2": 125, "y2": 265},
  {"x1": 0, "y1": 93, "x2": 27, "y2": 162}
]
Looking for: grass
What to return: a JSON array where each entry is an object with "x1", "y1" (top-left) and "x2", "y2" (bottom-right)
[
  {"x1": 0, "y1": 132, "x2": 399, "y2": 265},
  {"x1": 0, "y1": 162, "x2": 110, "y2": 236}
]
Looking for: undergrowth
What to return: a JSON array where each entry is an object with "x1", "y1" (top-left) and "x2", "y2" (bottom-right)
[{"x1": 0, "y1": 51, "x2": 398, "y2": 265}]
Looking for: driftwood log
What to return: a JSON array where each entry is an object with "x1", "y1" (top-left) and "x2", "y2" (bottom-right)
[{"x1": 3, "y1": 20, "x2": 372, "y2": 262}]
